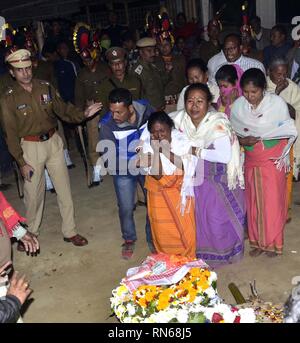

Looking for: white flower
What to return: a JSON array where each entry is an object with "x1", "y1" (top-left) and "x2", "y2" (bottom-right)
[
  {"x1": 115, "y1": 304, "x2": 127, "y2": 319},
  {"x1": 215, "y1": 303, "x2": 231, "y2": 314},
  {"x1": 123, "y1": 317, "x2": 133, "y2": 323},
  {"x1": 222, "y1": 308, "x2": 238, "y2": 323},
  {"x1": 208, "y1": 272, "x2": 218, "y2": 284},
  {"x1": 164, "y1": 308, "x2": 177, "y2": 321},
  {"x1": 193, "y1": 295, "x2": 204, "y2": 304},
  {"x1": 143, "y1": 316, "x2": 156, "y2": 323},
  {"x1": 154, "y1": 310, "x2": 173, "y2": 323},
  {"x1": 202, "y1": 308, "x2": 216, "y2": 322},
  {"x1": 131, "y1": 317, "x2": 140, "y2": 323},
  {"x1": 204, "y1": 287, "x2": 216, "y2": 299},
  {"x1": 238, "y1": 308, "x2": 256, "y2": 323},
  {"x1": 209, "y1": 296, "x2": 221, "y2": 306},
  {"x1": 126, "y1": 303, "x2": 136, "y2": 316},
  {"x1": 176, "y1": 309, "x2": 189, "y2": 323}
]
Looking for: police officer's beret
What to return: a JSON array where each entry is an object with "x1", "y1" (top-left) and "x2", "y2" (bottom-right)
[
  {"x1": 105, "y1": 47, "x2": 126, "y2": 62},
  {"x1": 136, "y1": 37, "x2": 156, "y2": 48},
  {"x1": 5, "y1": 49, "x2": 32, "y2": 68}
]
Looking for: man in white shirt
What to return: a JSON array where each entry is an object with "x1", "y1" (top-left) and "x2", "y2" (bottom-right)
[{"x1": 208, "y1": 34, "x2": 265, "y2": 84}]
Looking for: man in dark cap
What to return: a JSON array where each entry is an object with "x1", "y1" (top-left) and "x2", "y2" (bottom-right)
[
  {"x1": 86, "y1": 47, "x2": 143, "y2": 189},
  {"x1": 132, "y1": 37, "x2": 170, "y2": 111},
  {"x1": 0, "y1": 48, "x2": 102, "y2": 248},
  {"x1": 75, "y1": 48, "x2": 110, "y2": 186},
  {"x1": 97, "y1": 47, "x2": 142, "y2": 114}
]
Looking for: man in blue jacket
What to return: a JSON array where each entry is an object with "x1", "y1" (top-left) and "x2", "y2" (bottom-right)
[{"x1": 99, "y1": 88, "x2": 154, "y2": 259}]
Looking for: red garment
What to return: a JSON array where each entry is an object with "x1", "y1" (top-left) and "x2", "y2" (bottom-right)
[
  {"x1": 0, "y1": 192, "x2": 26, "y2": 237},
  {"x1": 245, "y1": 140, "x2": 288, "y2": 254}
]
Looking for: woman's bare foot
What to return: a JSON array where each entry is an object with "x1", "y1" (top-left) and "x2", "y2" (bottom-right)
[
  {"x1": 265, "y1": 251, "x2": 279, "y2": 258},
  {"x1": 249, "y1": 248, "x2": 263, "y2": 257}
]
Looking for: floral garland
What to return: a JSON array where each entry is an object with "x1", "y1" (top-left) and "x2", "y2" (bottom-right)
[{"x1": 111, "y1": 259, "x2": 256, "y2": 323}]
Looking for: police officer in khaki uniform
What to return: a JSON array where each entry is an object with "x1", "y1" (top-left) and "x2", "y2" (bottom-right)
[
  {"x1": 75, "y1": 49, "x2": 110, "y2": 186},
  {"x1": 0, "y1": 49, "x2": 102, "y2": 249},
  {"x1": 131, "y1": 37, "x2": 170, "y2": 111},
  {"x1": 25, "y1": 39, "x2": 73, "y2": 189},
  {"x1": 76, "y1": 47, "x2": 143, "y2": 188},
  {"x1": 0, "y1": 58, "x2": 16, "y2": 191},
  {"x1": 97, "y1": 47, "x2": 143, "y2": 114}
]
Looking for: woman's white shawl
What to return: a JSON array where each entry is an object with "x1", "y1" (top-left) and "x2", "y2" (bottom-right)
[
  {"x1": 169, "y1": 109, "x2": 244, "y2": 191},
  {"x1": 139, "y1": 128, "x2": 197, "y2": 215},
  {"x1": 231, "y1": 92, "x2": 298, "y2": 172}
]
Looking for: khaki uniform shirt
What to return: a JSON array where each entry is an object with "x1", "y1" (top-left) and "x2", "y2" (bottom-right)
[
  {"x1": 162, "y1": 55, "x2": 186, "y2": 96},
  {"x1": 0, "y1": 73, "x2": 15, "y2": 98},
  {"x1": 32, "y1": 60, "x2": 57, "y2": 88},
  {"x1": 191, "y1": 40, "x2": 221, "y2": 64},
  {"x1": 0, "y1": 79, "x2": 85, "y2": 167},
  {"x1": 97, "y1": 73, "x2": 143, "y2": 115},
  {"x1": 131, "y1": 58, "x2": 170, "y2": 110},
  {"x1": 75, "y1": 62, "x2": 110, "y2": 109}
]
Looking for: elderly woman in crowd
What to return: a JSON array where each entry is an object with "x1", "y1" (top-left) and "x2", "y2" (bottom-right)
[
  {"x1": 170, "y1": 83, "x2": 246, "y2": 266},
  {"x1": 137, "y1": 111, "x2": 196, "y2": 257},
  {"x1": 267, "y1": 58, "x2": 300, "y2": 220},
  {"x1": 231, "y1": 68, "x2": 298, "y2": 257}
]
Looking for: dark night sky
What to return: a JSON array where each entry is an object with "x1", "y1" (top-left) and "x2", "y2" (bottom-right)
[
  {"x1": 276, "y1": 0, "x2": 300, "y2": 23},
  {"x1": 212, "y1": 0, "x2": 300, "y2": 25},
  {"x1": 212, "y1": 0, "x2": 256, "y2": 25}
]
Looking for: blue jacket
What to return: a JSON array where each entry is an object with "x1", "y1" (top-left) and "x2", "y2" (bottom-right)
[
  {"x1": 99, "y1": 99, "x2": 154, "y2": 175},
  {"x1": 54, "y1": 59, "x2": 77, "y2": 103}
]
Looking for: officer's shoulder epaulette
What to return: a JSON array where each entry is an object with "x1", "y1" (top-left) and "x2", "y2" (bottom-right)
[
  {"x1": 5, "y1": 87, "x2": 14, "y2": 96},
  {"x1": 134, "y1": 64, "x2": 143, "y2": 75}
]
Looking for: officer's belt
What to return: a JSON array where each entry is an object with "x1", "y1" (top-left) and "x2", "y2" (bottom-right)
[{"x1": 23, "y1": 128, "x2": 56, "y2": 142}]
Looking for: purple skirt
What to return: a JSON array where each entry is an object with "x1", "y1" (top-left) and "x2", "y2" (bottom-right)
[{"x1": 194, "y1": 160, "x2": 246, "y2": 267}]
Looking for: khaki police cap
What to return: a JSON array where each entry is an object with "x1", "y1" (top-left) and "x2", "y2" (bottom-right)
[
  {"x1": 136, "y1": 37, "x2": 156, "y2": 48},
  {"x1": 105, "y1": 47, "x2": 126, "y2": 62},
  {"x1": 5, "y1": 49, "x2": 32, "y2": 68}
]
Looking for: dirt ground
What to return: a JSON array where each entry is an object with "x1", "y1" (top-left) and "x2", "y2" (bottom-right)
[{"x1": 2, "y1": 150, "x2": 300, "y2": 323}]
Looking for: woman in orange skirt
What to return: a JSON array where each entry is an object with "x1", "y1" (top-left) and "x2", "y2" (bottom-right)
[{"x1": 139, "y1": 111, "x2": 196, "y2": 258}]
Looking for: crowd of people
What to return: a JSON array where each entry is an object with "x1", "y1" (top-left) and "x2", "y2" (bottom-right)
[{"x1": 1, "y1": 10, "x2": 300, "y2": 322}]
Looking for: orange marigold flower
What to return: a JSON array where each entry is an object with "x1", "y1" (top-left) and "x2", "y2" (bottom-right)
[
  {"x1": 190, "y1": 268, "x2": 202, "y2": 277},
  {"x1": 145, "y1": 292, "x2": 156, "y2": 302},
  {"x1": 137, "y1": 297, "x2": 147, "y2": 308},
  {"x1": 188, "y1": 288, "x2": 197, "y2": 303}
]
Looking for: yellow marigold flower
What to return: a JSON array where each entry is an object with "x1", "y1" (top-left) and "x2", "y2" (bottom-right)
[
  {"x1": 202, "y1": 270, "x2": 211, "y2": 278},
  {"x1": 138, "y1": 297, "x2": 147, "y2": 308},
  {"x1": 180, "y1": 281, "x2": 193, "y2": 290},
  {"x1": 116, "y1": 285, "x2": 128, "y2": 296},
  {"x1": 188, "y1": 288, "x2": 197, "y2": 303},
  {"x1": 145, "y1": 291, "x2": 156, "y2": 302},
  {"x1": 190, "y1": 268, "x2": 202, "y2": 277},
  {"x1": 197, "y1": 280, "x2": 209, "y2": 291},
  {"x1": 157, "y1": 299, "x2": 169, "y2": 311}
]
